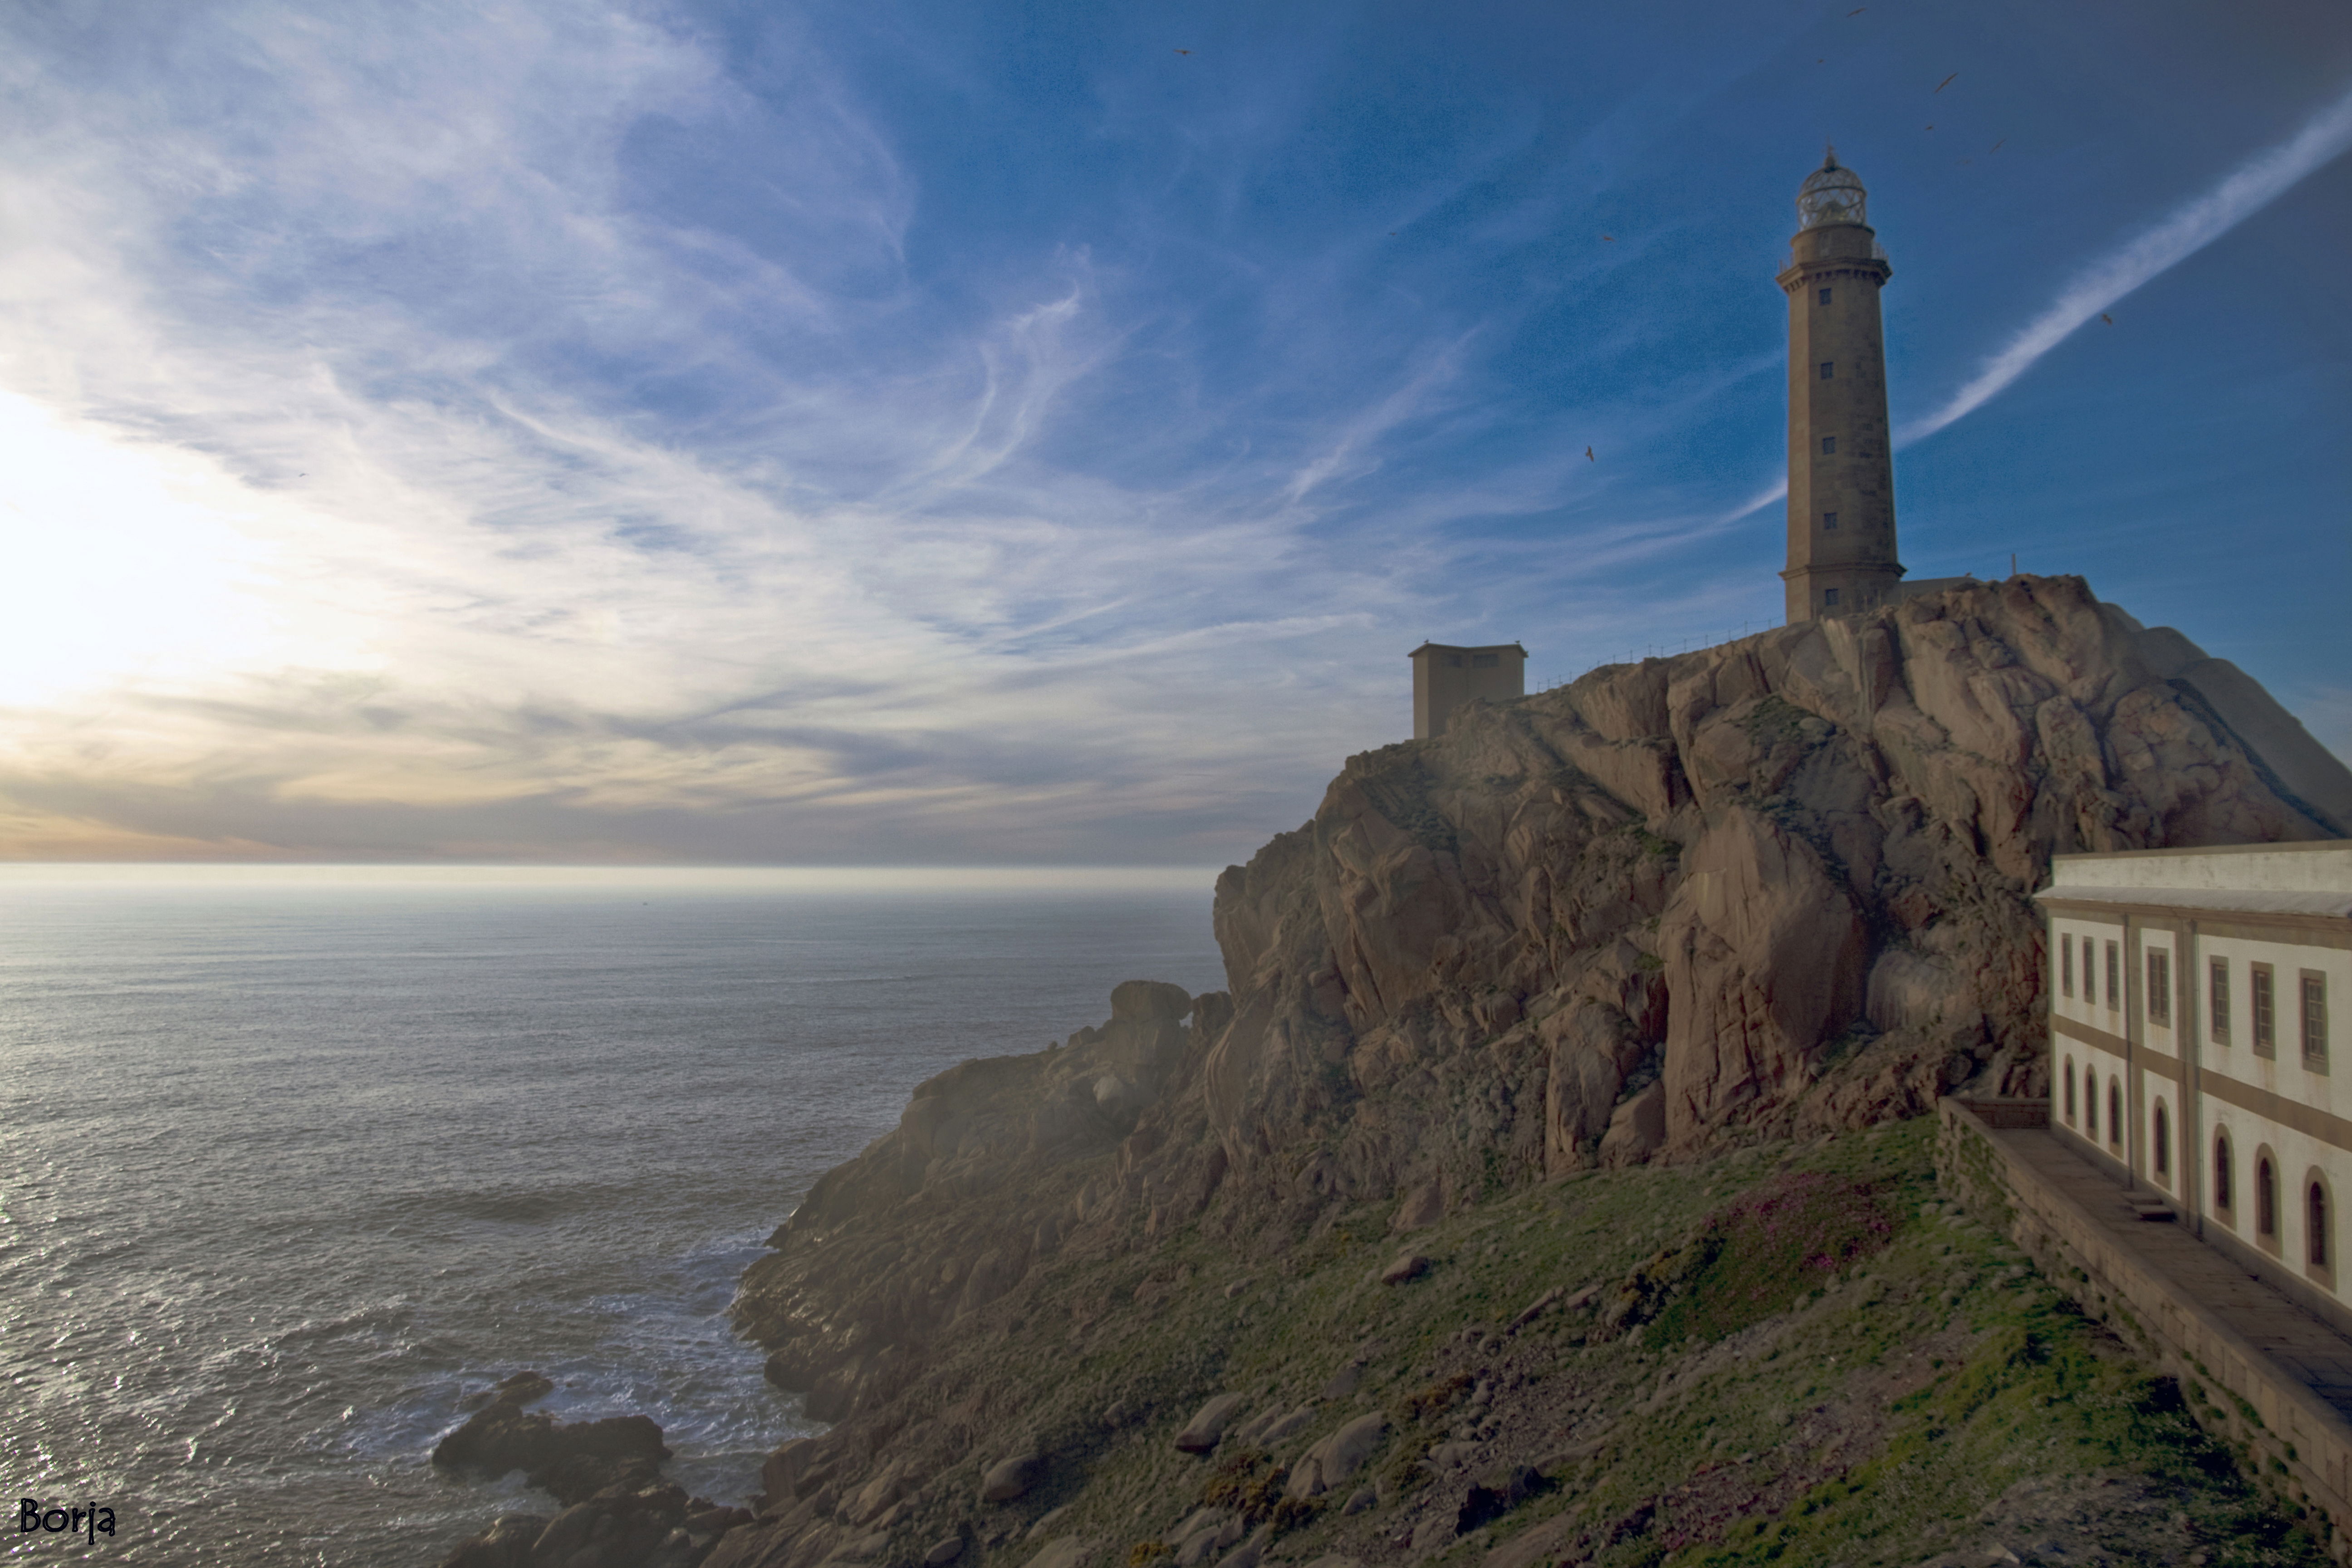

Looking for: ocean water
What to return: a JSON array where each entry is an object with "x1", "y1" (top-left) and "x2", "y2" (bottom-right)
[{"x1": 0, "y1": 872, "x2": 1225, "y2": 1567}]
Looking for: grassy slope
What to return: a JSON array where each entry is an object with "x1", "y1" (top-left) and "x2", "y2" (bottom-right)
[{"x1": 857, "y1": 1120, "x2": 2324, "y2": 1568}]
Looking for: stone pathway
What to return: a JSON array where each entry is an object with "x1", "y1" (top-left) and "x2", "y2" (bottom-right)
[{"x1": 1991, "y1": 1127, "x2": 2352, "y2": 1425}]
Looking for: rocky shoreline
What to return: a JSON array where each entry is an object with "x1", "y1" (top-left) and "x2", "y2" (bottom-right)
[{"x1": 433, "y1": 577, "x2": 2349, "y2": 1568}]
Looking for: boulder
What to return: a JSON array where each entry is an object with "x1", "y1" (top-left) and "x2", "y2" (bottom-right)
[
  {"x1": 432, "y1": 1512, "x2": 549, "y2": 1568},
  {"x1": 431, "y1": 1375, "x2": 670, "y2": 1504},
  {"x1": 1596, "y1": 1083, "x2": 1666, "y2": 1166},
  {"x1": 1286, "y1": 1413, "x2": 1389, "y2": 1498},
  {"x1": 1379, "y1": 1252, "x2": 1430, "y2": 1285},
  {"x1": 981, "y1": 1452, "x2": 1044, "y2": 1503},
  {"x1": 925, "y1": 1538, "x2": 966, "y2": 1567},
  {"x1": 1509, "y1": 1288, "x2": 1561, "y2": 1331},
  {"x1": 1175, "y1": 1393, "x2": 1248, "y2": 1454}
]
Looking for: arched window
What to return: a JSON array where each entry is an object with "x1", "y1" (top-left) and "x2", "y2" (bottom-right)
[
  {"x1": 2214, "y1": 1134, "x2": 2234, "y2": 1214},
  {"x1": 2259, "y1": 1157, "x2": 2278, "y2": 1240},
  {"x1": 2085, "y1": 1075, "x2": 2098, "y2": 1138},
  {"x1": 2310, "y1": 1180, "x2": 2331, "y2": 1269},
  {"x1": 2153, "y1": 1101, "x2": 2170, "y2": 1182},
  {"x1": 2064, "y1": 1059, "x2": 2077, "y2": 1123},
  {"x1": 2108, "y1": 1079, "x2": 2122, "y2": 1150}
]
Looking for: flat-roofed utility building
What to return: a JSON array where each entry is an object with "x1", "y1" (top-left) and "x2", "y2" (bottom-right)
[
  {"x1": 2039, "y1": 842, "x2": 2352, "y2": 1330},
  {"x1": 1409, "y1": 642, "x2": 1525, "y2": 740}
]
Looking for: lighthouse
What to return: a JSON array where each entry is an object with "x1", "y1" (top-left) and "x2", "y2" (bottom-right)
[{"x1": 1778, "y1": 150, "x2": 1904, "y2": 622}]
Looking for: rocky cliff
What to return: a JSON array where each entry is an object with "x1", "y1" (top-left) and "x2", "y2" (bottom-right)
[
  {"x1": 434, "y1": 575, "x2": 2349, "y2": 1568},
  {"x1": 727, "y1": 576, "x2": 2340, "y2": 1432}
]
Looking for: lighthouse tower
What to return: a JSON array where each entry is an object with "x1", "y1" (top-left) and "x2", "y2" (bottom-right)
[{"x1": 1778, "y1": 151, "x2": 1904, "y2": 622}]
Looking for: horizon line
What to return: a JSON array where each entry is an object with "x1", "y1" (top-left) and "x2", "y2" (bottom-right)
[{"x1": 0, "y1": 862, "x2": 1228, "y2": 891}]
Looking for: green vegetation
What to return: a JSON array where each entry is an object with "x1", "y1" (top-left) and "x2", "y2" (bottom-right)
[{"x1": 878, "y1": 1121, "x2": 2324, "y2": 1568}]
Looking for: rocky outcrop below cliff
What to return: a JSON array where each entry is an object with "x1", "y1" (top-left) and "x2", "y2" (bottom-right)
[
  {"x1": 430, "y1": 1374, "x2": 753, "y2": 1568},
  {"x1": 433, "y1": 575, "x2": 2349, "y2": 1568}
]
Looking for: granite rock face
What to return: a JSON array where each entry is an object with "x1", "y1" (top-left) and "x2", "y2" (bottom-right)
[
  {"x1": 735, "y1": 979, "x2": 1229, "y2": 1424},
  {"x1": 730, "y1": 579, "x2": 2341, "y2": 1423},
  {"x1": 693, "y1": 577, "x2": 2344, "y2": 1568},
  {"x1": 1113, "y1": 575, "x2": 2338, "y2": 1240}
]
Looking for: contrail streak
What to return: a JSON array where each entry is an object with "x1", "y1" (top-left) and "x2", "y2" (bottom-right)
[{"x1": 1900, "y1": 80, "x2": 2352, "y2": 444}]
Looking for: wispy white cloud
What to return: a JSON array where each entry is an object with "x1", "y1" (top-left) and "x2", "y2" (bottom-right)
[{"x1": 0, "y1": 4, "x2": 2337, "y2": 862}]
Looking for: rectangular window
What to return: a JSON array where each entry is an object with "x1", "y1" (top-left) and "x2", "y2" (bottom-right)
[
  {"x1": 1823, "y1": 511, "x2": 1839, "y2": 530},
  {"x1": 1470, "y1": 653, "x2": 1499, "y2": 669},
  {"x1": 1821, "y1": 436, "x2": 1837, "y2": 456},
  {"x1": 2147, "y1": 950, "x2": 2171, "y2": 1027},
  {"x1": 2210, "y1": 958, "x2": 2230, "y2": 1043},
  {"x1": 2306, "y1": 972, "x2": 2330, "y2": 1065},
  {"x1": 1822, "y1": 588, "x2": 1841, "y2": 607},
  {"x1": 1818, "y1": 287, "x2": 1833, "y2": 305},
  {"x1": 2061, "y1": 935, "x2": 2073, "y2": 999},
  {"x1": 1820, "y1": 361, "x2": 1834, "y2": 379},
  {"x1": 2253, "y1": 963, "x2": 2276, "y2": 1055},
  {"x1": 2105, "y1": 941, "x2": 2120, "y2": 1010}
]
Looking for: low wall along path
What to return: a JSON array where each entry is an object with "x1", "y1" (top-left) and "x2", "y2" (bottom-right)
[{"x1": 1938, "y1": 1097, "x2": 2352, "y2": 1563}]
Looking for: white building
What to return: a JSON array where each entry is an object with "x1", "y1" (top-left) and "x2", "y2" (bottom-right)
[{"x1": 2041, "y1": 842, "x2": 2352, "y2": 1331}]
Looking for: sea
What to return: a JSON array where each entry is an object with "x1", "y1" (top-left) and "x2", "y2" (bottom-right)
[{"x1": 0, "y1": 868, "x2": 1226, "y2": 1567}]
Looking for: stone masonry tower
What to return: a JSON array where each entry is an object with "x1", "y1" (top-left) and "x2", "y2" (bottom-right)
[{"x1": 1778, "y1": 150, "x2": 1904, "y2": 622}]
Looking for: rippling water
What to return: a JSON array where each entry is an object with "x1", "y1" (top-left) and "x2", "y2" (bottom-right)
[{"x1": 0, "y1": 871, "x2": 1222, "y2": 1566}]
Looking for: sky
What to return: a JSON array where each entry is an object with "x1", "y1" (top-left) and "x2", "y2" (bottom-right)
[{"x1": 0, "y1": 0, "x2": 2346, "y2": 868}]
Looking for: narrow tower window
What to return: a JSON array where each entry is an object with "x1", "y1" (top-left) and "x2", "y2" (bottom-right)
[
  {"x1": 2061, "y1": 935, "x2": 2073, "y2": 998},
  {"x1": 2108, "y1": 1079, "x2": 2122, "y2": 1150},
  {"x1": 1821, "y1": 436, "x2": 1837, "y2": 455},
  {"x1": 2063, "y1": 1059, "x2": 2076, "y2": 1122},
  {"x1": 2259, "y1": 1157, "x2": 2277, "y2": 1238},
  {"x1": 2147, "y1": 950, "x2": 2171, "y2": 1026},
  {"x1": 1822, "y1": 588, "x2": 1840, "y2": 607},
  {"x1": 2313, "y1": 1180, "x2": 2331, "y2": 1268},
  {"x1": 1822, "y1": 512, "x2": 1839, "y2": 530},
  {"x1": 1820, "y1": 361, "x2": 1834, "y2": 379},
  {"x1": 2105, "y1": 941, "x2": 2120, "y2": 1009},
  {"x1": 2210, "y1": 958, "x2": 2231, "y2": 1043},
  {"x1": 1818, "y1": 287, "x2": 1832, "y2": 305},
  {"x1": 2154, "y1": 1102, "x2": 2170, "y2": 1181},
  {"x1": 2215, "y1": 1135, "x2": 2233, "y2": 1212}
]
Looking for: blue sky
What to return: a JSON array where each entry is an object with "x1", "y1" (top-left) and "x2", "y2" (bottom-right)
[{"x1": 0, "y1": 0, "x2": 2345, "y2": 866}]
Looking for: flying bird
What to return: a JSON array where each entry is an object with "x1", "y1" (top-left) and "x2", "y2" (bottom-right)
[
  {"x1": 2101, "y1": 313, "x2": 2115, "y2": 324},
  {"x1": 1173, "y1": 48, "x2": 1191, "y2": 55},
  {"x1": 1935, "y1": 73, "x2": 1958, "y2": 93},
  {"x1": 1847, "y1": 5, "x2": 1865, "y2": 13},
  {"x1": 1585, "y1": 447, "x2": 1595, "y2": 461},
  {"x1": 1925, "y1": 124, "x2": 1935, "y2": 131},
  {"x1": 1990, "y1": 138, "x2": 2006, "y2": 152},
  {"x1": 1602, "y1": 234, "x2": 1616, "y2": 241}
]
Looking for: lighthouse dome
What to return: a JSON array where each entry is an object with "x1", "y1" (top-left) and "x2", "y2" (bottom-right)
[{"x1": 1797, "y1": 152, "x2": 1868, "y2": 230}]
